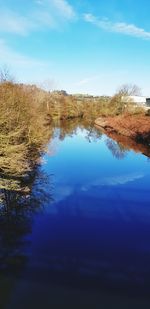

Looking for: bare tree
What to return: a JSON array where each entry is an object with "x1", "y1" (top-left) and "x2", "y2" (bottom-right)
[
  {"x1": 39, "y1": 78, "x2": 57, "y2": 92},
  {"x1": 0, "y1": 65, "x2": 14, "y2": 83},
  {"x1": 117, "y1": 83, "x2": 142, "y2": 96}
]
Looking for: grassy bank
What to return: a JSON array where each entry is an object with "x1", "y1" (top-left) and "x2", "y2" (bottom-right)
[
  {"x1": 0, "y1": 82, "x2": 53, "y2": 194},
  {"x1": 0, "y1": 79, "x2": 110, "y2": 198}
]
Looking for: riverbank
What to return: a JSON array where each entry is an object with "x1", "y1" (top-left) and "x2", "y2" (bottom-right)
[
  {"x1": 0, "y1": 79, "x2": 110, "y2": 194},
  {"x1": 95, "y1": 114, "x2": 150, "y2": 144}
]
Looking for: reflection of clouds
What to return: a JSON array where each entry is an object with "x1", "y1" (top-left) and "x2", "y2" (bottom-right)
[
  {"x1": 53, "y1": 185, "x2": 73, "y2": 203},
  {"x1": 49, "y1": 172, "x2": 145, "y2": 205},
  {"x1": 75, "y1": 128, "x2": 87, "y2": 137},
  {"x1": 47, "y1": 140, "x2": 59, "y2": 157},
  {"x1": 44, "y1": 174, "x2": 150, "y2": 222},
  {"x1": 41, "y1": 136, "x2": 60, "y2": 165},
  {"x1": 81, "y1": 172, "x2": 145, "y2": 191},
  {"x1": 100, "y1": 173, "x2": 144, "y2": 186},
  {"x1": 40, "y1": 157, "x2": 48, "y2": 164}
]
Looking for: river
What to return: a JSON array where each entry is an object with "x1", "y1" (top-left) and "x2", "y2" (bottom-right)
[{"x1": 1, "y1": 121, "x2": 150, "y2": 308}]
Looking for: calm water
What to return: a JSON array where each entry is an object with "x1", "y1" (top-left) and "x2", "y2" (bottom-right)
[{"x1": 1, "y1": 123, "x2": 150, "y2": 308}]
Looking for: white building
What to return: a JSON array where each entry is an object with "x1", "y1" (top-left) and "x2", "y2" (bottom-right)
[{"x1": 121, "y1": 95, "x2": 146, "y2": 105}]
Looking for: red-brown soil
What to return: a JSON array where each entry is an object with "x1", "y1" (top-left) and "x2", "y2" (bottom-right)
[
  {"x1": 95, "y1": 115, "x2": 150, "y2": 143},
  {"x1": 95, "y1": 115, "x2": 150, "y2": 157}
]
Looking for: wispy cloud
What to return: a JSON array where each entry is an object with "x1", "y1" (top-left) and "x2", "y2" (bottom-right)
[
  {"x1": 51, "y1": 0, "x2": 75, "y2": 19},
  {"x1": 0, "y1": 39, "x2": 47, "y2": 67},
  {"x1": 76, "y1": 75, "x2": 100, "y2": 86},
  {"x1": 0, "y1": 0, "x2": 76, "y2": 35},
  {"x1": 0, "y1": 38, "x2": 57, "y2": 85},
  {"x1": 0, "y1": 10, "x2": 33, "y2": 35},
  {"x1": 84, "y1": 13, "x2": 150, "y2": 40}
]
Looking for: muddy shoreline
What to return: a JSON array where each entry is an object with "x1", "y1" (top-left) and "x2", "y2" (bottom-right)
[{"x1": 95, "y1": 115, "x2": 150, "y2": 157}]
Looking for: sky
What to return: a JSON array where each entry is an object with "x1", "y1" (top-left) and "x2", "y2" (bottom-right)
[{"x1": 0, "y1": 0, "x2": 150, "y2": 95}]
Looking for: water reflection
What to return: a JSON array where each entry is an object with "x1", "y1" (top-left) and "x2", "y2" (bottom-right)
[
  {"x1": 0, "y1": 167, "x2": 53, "y2": 272},
  {"x1": 0, "y1": 119, "x2": 97, "y2": 273},
  {"x1": 101, "y1": 127, "x2": 150, "y2": 158},
  {"x1": 57, "y1": 118, "x2": 102, "y2": 142},
  {"x1": 106, "y1": 138, "x2": 128, "y2": 159},
  {"x1": 1, "y1": 120, "x2": 150, "y2": 308}
]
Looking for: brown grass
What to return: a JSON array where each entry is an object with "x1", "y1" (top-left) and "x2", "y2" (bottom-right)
[{"x1": 95, "y1": 114, "x2": 150, "y2": 142}]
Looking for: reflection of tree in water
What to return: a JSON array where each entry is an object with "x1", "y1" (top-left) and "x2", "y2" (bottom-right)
[
  {"x1": 85, "y1": 127, "x2": 102, "y2": 143},
  {"x1": 106, "y1": 138, "x2": 128, "y2": 159},
  {"x1": 0, "y1": 167, "x2": 53, "y2": 273},
  {"x1": 0, "y1": 122, "x2": 127, "y2": 275},
  {"x1": 56, "y1": 118, "x2": 102, "y2": 142},
  {"x1": 0, "y1": 119, "x2": 99, "y2": 275},
  {"x1": 58, "y1": 119, "x2": 79, "y2": 140}
]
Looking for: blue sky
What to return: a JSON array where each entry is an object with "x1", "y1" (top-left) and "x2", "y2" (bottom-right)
[{"x1": 0, "y1": 0, "x2": 150, "y2": 95}]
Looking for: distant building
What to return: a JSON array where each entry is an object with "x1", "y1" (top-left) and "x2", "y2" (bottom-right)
[
  {"x1": 146, "y1": 98, "x2": 150, "y2": 106},
  {"x1": 52, "y1": 90, "x2": 68, "y2": 96},
  {"x1": 121, "y1": 95, "x2": 146, "y2": 105},
  {"x1": 74, "y1": 94, "x2": 110, "y2": 102}
]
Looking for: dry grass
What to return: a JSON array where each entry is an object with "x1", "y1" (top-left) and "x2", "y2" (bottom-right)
[{"x1": 95, "y1": 114, "x2": 150, "y2": 142}]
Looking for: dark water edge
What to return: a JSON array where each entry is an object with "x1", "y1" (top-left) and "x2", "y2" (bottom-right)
[
  {"x1": 95, "y1": 124, "x2": 150, "y2": 158},
  {"x1": 1, "y1": 120, "x2": 150, "y2": 308}
]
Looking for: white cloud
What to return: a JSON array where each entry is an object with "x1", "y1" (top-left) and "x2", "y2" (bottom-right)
[
  {"x1": 76, "y1": 75, "x2": 100, "y2": 86},
  {"x1": 0, "y1": 0, "x2": 76, "y2": 35},
  {"x1": 33, "y1": 10, "x2": 57, "y2": 29},
  {"x1": 35, "y1": 0, "x2": 43, "y2": 4},
  {"x1": 0, "y1": 39, "x2": 54, "y2": 84},
  {"x1": 51, "y1": 0, "x2": 75, "y2": 19},
  {"x1": 0, "y1": 39, "x2": 48, "y2": 67},
  {"x1": 0, "y1": 10, "x2": 33, "y2": 35},
  {"x1": 84, "y1": 13, "x2": 150, "y2": 40}
]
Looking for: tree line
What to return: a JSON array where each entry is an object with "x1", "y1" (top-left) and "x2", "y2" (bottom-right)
[{"x1": 0, "y1": 67, "x2": 144, "y2": 198}]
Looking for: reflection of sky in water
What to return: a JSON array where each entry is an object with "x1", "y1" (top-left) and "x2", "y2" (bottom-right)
[
  {"x1": 8, "y1": 126, "x2": 150, "y2": 307},
  {"x1": 32, "y1": 128, "x2": 150, "y2": 279},
  {"x1": 42, "y1": 128, "x2": 149, "y2": 210}
]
